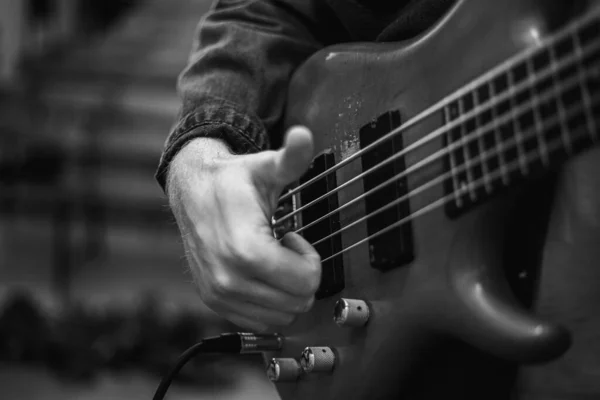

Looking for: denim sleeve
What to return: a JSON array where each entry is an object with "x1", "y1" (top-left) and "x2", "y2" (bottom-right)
[{"x1": 155, "y1": 0, "x2": 348, "y2": 192}]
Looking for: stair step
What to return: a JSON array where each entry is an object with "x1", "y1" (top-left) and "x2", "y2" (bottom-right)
[
  {"x1": 96, "y1": 112, "x2": 172, "y2": 160},
  {"x1": 38, "y1": 79, "x2": 180, "y2": 119},
  {"x1": 46, "y1": 0, "x2": 209, "y2": 80},
  {"x1": 3, "y1": 180, "x2": 172, "y2": 231}
]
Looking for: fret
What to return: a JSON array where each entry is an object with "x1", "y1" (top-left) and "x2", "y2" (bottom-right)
[
  {"x1": 538, "y1": 97, "x2": 563, "y2": 164},
  {"x1": 472, "y1": 86, "x2": 492, "y2": 194},
  {"x1": 573, "y1": 27, "x2": 598, "y2": 142},
  {"x1": 490, "y1": 74, "x2": 510, "y2": 185},
  {"x1": 475, "y1": 81, "x2": 502, "y2": 191},
  {"x1": 444, "y1": 106, "x2": 464, "y2": 208},
  {"x1": 464, "y1": 91, "x2": 488, "y2": 198},
  {"x1": 549, "y1": 38, "x2": 573, "y2": 155},
  {"x1": 443, "y1": 13, "x2": 600, "y2": 221},
  {"x1": 511, "y1": 60, "x2": 544, "y2": 173},
  {"x1": 531, "y1": 47, "x2": 561, "y2": 166},
  {"x1": 526, "y1": 56, "x2": 550, "y2": 166},
  {"x1": 457, "y1": 96, "x2": 478, "y2": 201},
  {"x1": 507, "y1": 67, "x2": 529, "y2": 175},
  {"x1": 492, "y1": 74, "x2": 520, "y2": 180},
  {"x1": 477, "y1": 82, "x2": 503, "y2": 191}
]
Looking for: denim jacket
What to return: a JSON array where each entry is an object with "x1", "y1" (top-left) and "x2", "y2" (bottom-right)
[{"x1": 155, "y1": 0, "x2": 454, "y2": 192}]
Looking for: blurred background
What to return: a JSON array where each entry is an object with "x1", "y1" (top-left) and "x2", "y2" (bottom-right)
[{"x1": 0, "y1": 0, "x2": 278, "y2": 398}]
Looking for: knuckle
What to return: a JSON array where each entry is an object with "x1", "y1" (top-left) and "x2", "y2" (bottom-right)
[
  {"x1": 308, "y1": 249, "x2": 321, "y2": 263},
  {"x1": 292, "y1": 301, "x2": 307, "y2": 314},
  {"x1": 306, "y1": 265, "x2": 321, "y2": 294},
  {"x1": 295, "y1": 297, "x2": 314, "y2": 313},
  {"x1": 310, "y1": 254, "x2": 322, "y2": 273},
  {"x1": 282, "y1": 314, "x2": 296, "y2": 326},
  {"x1": 212, "y1": 271, "x2": 236, "y2": 296},
  {"x1": 297, "y1": 278, "x2": 319, "y2": 298},
  {"x1": 293, "y1": 260, "x2": 321, "y2": 297},
  {"x1": 224, "y1": 236, "x2": 257, "y2": 266}
]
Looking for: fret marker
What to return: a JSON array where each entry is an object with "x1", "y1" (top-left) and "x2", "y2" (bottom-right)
[
  {"x1": 528, "y1": 27, "x2": 542, "y2": 46},
  {"x1": 519, "y1": 271, "x2": 528, "y2": 279}
]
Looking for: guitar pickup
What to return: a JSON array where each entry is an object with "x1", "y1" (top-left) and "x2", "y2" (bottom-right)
[
  {"x1": 273, "y1": 150, "x2": 345, "y2": 299},
  {"x1": 359, "y1": 110, "x2": 415, "y2": 271}
]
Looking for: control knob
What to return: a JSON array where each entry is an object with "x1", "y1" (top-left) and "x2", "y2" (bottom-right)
[
  {"x1": 266, "y1": 358, "x2": 302, "y2": 382},
  {"x1": 300, "y1": 346, "x2": 336, "y2": 373},
  {"x1": 333, "y1": 298, "x2": 370, "y2": 327}
]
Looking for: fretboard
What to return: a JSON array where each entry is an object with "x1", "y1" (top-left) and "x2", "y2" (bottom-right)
[{"x1": 443, "y1": 11, "x2": 600, "y2": 216}]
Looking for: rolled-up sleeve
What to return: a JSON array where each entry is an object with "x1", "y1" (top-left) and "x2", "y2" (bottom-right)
[{"x1": 155, "y1": 0, "x2": 348, "y2": 192}]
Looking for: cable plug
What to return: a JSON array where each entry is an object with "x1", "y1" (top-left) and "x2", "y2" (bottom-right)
[
  {"x1": 238, "y1": 332, "x2": 285, "y2": 353},
  {"x1": 153, "y1": 332, "x2": 285, "y2": 400}
]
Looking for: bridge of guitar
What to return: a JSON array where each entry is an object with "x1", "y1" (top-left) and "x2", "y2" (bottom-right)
[{"x1": 273, "y1": 150, "x2": 345, "y2": 299}]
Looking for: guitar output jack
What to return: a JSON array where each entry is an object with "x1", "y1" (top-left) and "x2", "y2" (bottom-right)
[{"x1": 333, "y1": 298, "x2": 370, "y2": 327}]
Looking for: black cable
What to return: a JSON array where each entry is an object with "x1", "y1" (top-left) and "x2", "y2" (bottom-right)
[
  {"x1": 152, "y1": 332, "x2": 284, "y2": 400},
  {"x1": 152, "y1": 340, "x2": 210, "y2": 400}
]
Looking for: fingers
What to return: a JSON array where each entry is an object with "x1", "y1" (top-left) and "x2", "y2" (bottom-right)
[
  {"x1": 264, "y1": 232, "x2": 321, "y2": 297},
  {"x1": 256, "y1": 125, "x2": 314, "y2": 188},
  {"x1": 238, "y1": 235, "x2": 322, "y2": 299},
  {"x1": 173, "y1": 130, "x2": 323, "y2": 331},
  {"x1": 238, "y1": 277, "x2": 315, "y2": 313},
  {"x1": 199, "y1": 273, "x2": 311, "y2": 332},
  {"x1": 194, "y1": 233, "x2": 319, "y2": 326},
  {"x1": 201, "y1": 258, "x2": 315, "y2": 314},
  {"x1": 281, "y1": 232, "x2": 321, "y2": 264}
]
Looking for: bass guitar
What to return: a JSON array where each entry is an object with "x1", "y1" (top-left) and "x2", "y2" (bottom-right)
[{"x1": 269, "y1": 0, "x2": 600, "y2": 398}]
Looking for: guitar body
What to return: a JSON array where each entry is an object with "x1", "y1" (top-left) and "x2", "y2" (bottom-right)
[
  {"x1": 517, "y1": 150, "x2": 600, "y2": 398},
  {"x1": 274, "y1": 0, "x2": 598, "y2": 399}
]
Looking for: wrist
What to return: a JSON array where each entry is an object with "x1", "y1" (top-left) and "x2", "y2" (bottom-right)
[
  {"x1": 166, "y1": 138, "x2": 235, "y2": 199},
  {"x1": 179, "y1": 137, "x2": 235, "y2": 161}
]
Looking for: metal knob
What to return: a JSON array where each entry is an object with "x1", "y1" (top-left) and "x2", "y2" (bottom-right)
[
  {"x1": 300, "y1": 346, "x2": 336, "y2": 373},
  {"x1": 266, "y1": 358, "x2": 302, "y2": 382},
  {"x1": 333, "y1": 298, "x2": 370, "y2": 327}
]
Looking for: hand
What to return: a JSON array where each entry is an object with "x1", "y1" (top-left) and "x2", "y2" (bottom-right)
[{"x1": 167, "y1": 126, "x2": 321, "y2": 332}]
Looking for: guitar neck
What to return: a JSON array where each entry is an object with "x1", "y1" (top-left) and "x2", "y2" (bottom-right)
[{"x1": 443, "y1": 12, "x2": 600, "y2": 216}]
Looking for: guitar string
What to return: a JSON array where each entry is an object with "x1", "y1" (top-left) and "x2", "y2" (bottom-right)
[
  {"x1": 274, "y1": 18, "x2": 600, "y2": 225},
  {"x1": 279, "y1": 62, "x2": 597, "y2": 232},
  {"x1": 278, "y1": 7, "x2": 600, "y2": 203},
  {"x1": 273, "y1": 40, "x2": 599, "y2": 229},
  {"x1": 292, "y1": 69, "x2": 597, "y2": 237},
  {"x1": 304, "y1": 90, "x2": 598, "y2": 248},
  {"x1": 280, "y1": 7, "x2": 600, "y2": 201},
  {"x1": 318, "y1": 113, "x2": 597, "y2": 265}
]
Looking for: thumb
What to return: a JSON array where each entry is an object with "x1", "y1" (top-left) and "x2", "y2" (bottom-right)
[{"x1": 270, "y1": 125, "x2": 314, "y2": 187}]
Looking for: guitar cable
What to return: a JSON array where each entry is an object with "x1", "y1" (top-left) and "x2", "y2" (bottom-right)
[{"x1": 152, "y1": 332, "x2": 284, "y2": 400}]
